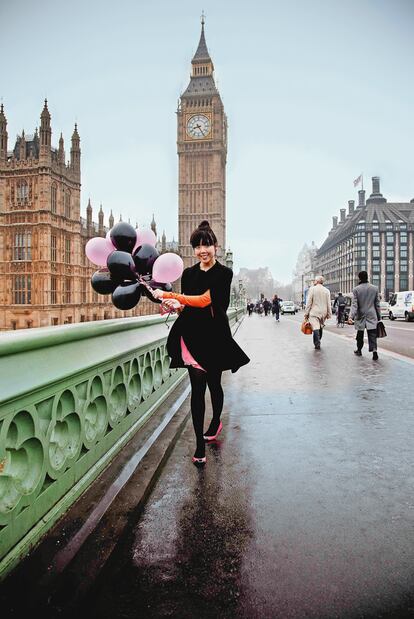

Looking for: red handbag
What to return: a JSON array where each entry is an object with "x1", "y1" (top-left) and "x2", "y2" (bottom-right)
[{"x1": 301, "y1": 320, "x2": 313, "y2": 335}]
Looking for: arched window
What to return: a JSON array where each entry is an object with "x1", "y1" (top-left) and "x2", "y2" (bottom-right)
[
  {"x1": 51, "y1": 234, "x2": 57, "y2": 262},
  {"x1": 65, "y1": 236, "x2": 71, "y2": 263},
  {"x1": 64, "y1": 278, "x2": 71, "y2": 304},
  {"x1": 13, "y1": 275, "x2": 31, "y2": 304},
  {"x1": 13, "y1": 231, "x2": 32, "y2": 260},
  {"x1": 65, "y1": 190, "x2": 71, "y2": 218},
  {"x1": 17, "y1": 180, "x2": 28, "y2": 203},
  {"x1": 51, "y1": 277, "x2": 57, "y2": 304},
  {"x1": 51, "y1": 184, "x2": 57, "y2": 213}
]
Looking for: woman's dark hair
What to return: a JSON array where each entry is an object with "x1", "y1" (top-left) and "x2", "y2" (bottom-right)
[{"x1": 190, "y1": 220, "x2": 217, "y2": 248}]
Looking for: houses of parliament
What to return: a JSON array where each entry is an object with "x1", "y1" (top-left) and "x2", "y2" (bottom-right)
[{"x1": 0, "y1": 19, "x2": 227, "y2": 330}]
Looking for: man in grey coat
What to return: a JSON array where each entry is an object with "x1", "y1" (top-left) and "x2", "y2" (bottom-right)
[{"x1": 348, "y1": 270, "x2": 381, "y2": 360}]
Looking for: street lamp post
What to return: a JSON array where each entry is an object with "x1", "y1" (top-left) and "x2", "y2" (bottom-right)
[
  {"x1": 301, "y1": 273, "x2": 304, "y2": 309},
  {"x1": 225, "y1": 248, "x2": 233, "y2": 271},
  {"x1": 225, "y1": 249, "x2": 235, "y2": 306}
]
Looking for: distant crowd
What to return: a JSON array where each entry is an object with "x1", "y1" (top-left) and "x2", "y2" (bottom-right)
[{"x1": 247, "y1": 295, "x2": 283, "y2": 321}]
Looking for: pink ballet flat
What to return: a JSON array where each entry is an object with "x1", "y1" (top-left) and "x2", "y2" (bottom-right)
[
  {"x1": 192, "y1": 456, "x2": 206, "y2": 466},
  {"x1": 203, "y1": 421, "x2": 223, "y2": 442}
]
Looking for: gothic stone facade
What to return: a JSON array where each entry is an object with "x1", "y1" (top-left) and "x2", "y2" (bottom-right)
[
  {"x1": 177, "y1": 20, "x2": 227, "y2": 269},
  {"x1": 0, "y1": 102, "x2": 154, "y2": 330},
  {"x1": 314, "y1": 177, "x2": 414, "y2": 300}
]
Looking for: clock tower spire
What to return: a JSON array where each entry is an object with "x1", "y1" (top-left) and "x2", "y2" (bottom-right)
[
  {"x1": 177, "y1": 17, "x2": 227, "y2": 269},
  {"x1": 191, "y1": 12, "x2": 214, "y2": 75}
]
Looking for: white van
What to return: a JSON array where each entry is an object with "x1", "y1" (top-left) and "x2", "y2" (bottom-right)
[{"x1": 388, "y1": 291, "x2": 414, "y2": 322}]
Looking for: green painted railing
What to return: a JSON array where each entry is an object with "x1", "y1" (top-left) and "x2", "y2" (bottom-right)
[{"x1": 0, "y1": 307, "x2": 245, "y2": 578}]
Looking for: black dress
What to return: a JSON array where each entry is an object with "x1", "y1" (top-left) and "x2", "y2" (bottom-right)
[{"x1": 167, "y1": 261, "x2": 250, "y2": 373}]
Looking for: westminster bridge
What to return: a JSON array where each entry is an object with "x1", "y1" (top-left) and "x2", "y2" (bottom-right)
[{"x1": 1, "y1": 310, "x2": 414, "y2": 618}]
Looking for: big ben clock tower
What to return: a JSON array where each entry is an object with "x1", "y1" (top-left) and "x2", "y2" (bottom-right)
[{"x1": 177, "y1": 16, "x2": 227, "y2": 269}]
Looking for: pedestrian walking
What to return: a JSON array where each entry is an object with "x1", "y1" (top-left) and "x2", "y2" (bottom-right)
[
  {"x1": 152, "y1": 220, "x2": 250, "y2": 466},
  {"x1": 333, "y1": 291, "x2": 347, "y2": 326},
  {"x1": 304, "y1": 275, "x2": 332, "y2": 349},
  {"x1": 247, "y1": 301, "x2": 254, "y2": 316},
  {"x1": 348, "y1": 270, "x2": 381, "y2": 360},
  {"x1": 272, "y1": 294, "x2": 280, "y2": 321},
  {"x1": 263, "y1": 298, "x2": 271, "y2": 316}
]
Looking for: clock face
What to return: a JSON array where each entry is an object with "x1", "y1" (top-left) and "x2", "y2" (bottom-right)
[{"x1": 186, "y1": 114, "x2": 211, "y2": 139}]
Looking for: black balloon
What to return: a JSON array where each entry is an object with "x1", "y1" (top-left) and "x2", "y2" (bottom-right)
[
  {"x1": 110, "y1": 222, "x2": 137, "y2": 253},
  {"x1": 91, "y1": 268, "x2": 119, "y2": 295},
  {"x1": 140, "y1": 284, "x2": 161, "y2": 304},
  {"x1": 107, "y1": 251, "x2": 137, "y2": 281},
  {"x1": 148, "y1": 280, "x2": 172, "y2": 292},
  {"x1": 112, "y1": 282, "x2": 141, "y2": 310},
  {"x1": 133, "y1": 244, "x2": 159, "y2": 276}
]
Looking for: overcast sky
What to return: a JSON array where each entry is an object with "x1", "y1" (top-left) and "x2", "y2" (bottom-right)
[{"x1": 2, "y1": 0, "x2": 413, "y2": 282}]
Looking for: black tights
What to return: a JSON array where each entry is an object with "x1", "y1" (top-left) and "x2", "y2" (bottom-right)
[{"x1": 188, "y1": 367, "x2": 224, "y2": 457}]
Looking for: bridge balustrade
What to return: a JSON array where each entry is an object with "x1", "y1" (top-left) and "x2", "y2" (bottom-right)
[{"x1": 0, "y1": 307, "x2": 244, "y2": 578}]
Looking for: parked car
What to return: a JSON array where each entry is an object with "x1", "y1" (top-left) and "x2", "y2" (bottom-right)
[
  {"x1": 379, "y1": 301, "x2": 389, "y2": 319},
  {"x1": 388, "y1": 291, "x2": 414, "y2": 321},
  {"x1": 280, "y1": 301, "x2": 296, "y2": 315}
]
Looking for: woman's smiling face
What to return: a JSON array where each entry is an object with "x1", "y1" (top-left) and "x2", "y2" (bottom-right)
[{"x1": 194, "y1": 243, "x2": 216, "y2": 266}]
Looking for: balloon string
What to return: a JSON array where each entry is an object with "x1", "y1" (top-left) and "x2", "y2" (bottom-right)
[
  {"x1": 164, "y1": 311, "x2": 172, "y2": 329},
  {"x1": 137, "y1": 276, "x2": 172, "y2": 328},
  {"x1": 138, "y1": 276, "x2": 153, "y2": 294}
]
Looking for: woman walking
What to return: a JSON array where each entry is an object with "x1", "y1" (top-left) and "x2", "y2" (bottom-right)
[{"x1": 152, "y1": 221, "x2": 250, "y2": 466}]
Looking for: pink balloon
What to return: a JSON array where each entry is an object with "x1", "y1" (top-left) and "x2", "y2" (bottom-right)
[
  {"x1": 85, "y1": 237, "x2": 115, "y2": 267},
  {"x1": 133, "y1": 228, "x2": 157, "y2": 253},
  {"x1": 106, "y1": 229, "x2": 116, "y2": 247},
  {"x1": 152, "y1": 253, "x2": 184, "y2": 283}
]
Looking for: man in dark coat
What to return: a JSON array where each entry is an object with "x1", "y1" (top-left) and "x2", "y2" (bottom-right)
[
  {"x1": 272, "y1": 295, "x2": 280, "y2": 321},
  {"x1": 348, "y1": 270, "x2": 381, "y2": 360},
  {"x1": 333, "y1": 292, "x2": 347, "y2": 326}
]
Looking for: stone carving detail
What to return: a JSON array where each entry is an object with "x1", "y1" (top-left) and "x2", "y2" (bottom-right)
[
  {"x1": 47, "y1": 389, "x2": 82, "y2": 479},
  {"x1": 83, "y1": 375, "x2": 108, "y2": 449},
  {"x1": 141, "y1": 352, "x2": 154, "y2": 401},
  {"x1": 12, "y1": 263, "x2": 26, "y2": 272},
  {"x1": 127, "y1": 357, "x2": 142, "y2": 414},
  {"x1": 0, "y1": 408, "x2": 46, "y2": 525},
  {"x1": 108, "y1": 365, "x2": 127, "y2": 428}
]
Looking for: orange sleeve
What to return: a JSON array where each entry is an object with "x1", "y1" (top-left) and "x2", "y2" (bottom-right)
[{"x1": 161, "y1": 289, "x2": 211, "y2": 308}]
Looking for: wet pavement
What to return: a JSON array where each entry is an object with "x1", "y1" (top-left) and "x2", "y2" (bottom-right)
[
  {"x1": 81, "y1": 313, "x2": 414, "y2": 618},
  {"x1": 322, "y1": 315, "x2": 414, "y2": 360}
]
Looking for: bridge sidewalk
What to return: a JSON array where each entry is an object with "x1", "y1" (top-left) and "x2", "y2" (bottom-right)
[{"x1": 3, "y1": 313, "x2": 414, "y2": 618}]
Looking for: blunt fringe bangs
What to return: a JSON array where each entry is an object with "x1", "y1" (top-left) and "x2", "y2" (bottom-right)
[{"x1": 190, "y1": 228, "x2": 217, "y2": 248}]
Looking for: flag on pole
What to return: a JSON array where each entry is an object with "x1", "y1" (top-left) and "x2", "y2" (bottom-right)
[{"x1": 353, "y1": 174, "x2": 362, "y2": 187}]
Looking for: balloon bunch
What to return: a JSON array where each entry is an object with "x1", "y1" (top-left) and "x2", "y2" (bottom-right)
[{"x1": 85, "y1": 222, "x2": 184, "y2": 310}]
